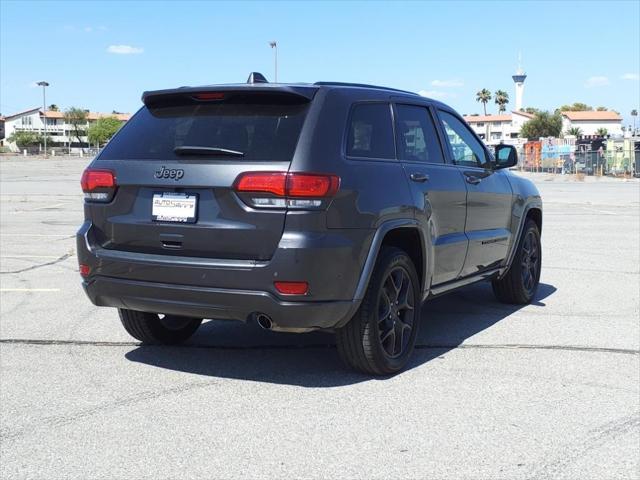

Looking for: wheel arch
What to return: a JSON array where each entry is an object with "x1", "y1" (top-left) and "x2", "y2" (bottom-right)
[
  {"x1": 500, "y1": 203, "x2": 543, "y2": 279},
  {"x1": 353, "y1": 220, "x2": 428, "y2": 302}
]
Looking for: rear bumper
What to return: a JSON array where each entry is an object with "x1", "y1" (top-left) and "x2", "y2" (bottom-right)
[
  {"x1": 82, "y1": 276, "x2": 355, "y2": 331},
  {"x1": 77, "y1": 221, "x2": 371, "y2": 331}
]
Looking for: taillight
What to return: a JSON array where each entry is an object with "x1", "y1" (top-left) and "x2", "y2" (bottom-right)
[
  {"x1": 81, "y1": 169, "x2": 116, "y2": 201},
  {"x1": 234, "y1": 172, "x2": 340, "y2": 209}
]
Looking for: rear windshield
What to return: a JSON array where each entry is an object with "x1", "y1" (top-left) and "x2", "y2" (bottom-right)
[{"x1": 99, "y1": 98, "x2": 309, "y2": 161}]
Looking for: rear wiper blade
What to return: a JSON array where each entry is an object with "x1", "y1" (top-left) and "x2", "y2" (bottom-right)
[{"x1": 174, "y1": 146, "x2": 245, "y2": 157}]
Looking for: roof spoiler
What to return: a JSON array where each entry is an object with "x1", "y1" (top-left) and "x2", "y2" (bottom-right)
[{"x1": 142, "y1": 85, "x2": 317, "y2": 106}]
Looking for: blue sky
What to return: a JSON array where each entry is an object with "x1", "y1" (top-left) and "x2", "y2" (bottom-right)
[{"x1": 1, "y1": 0, "x2": 639, "y2": 124}]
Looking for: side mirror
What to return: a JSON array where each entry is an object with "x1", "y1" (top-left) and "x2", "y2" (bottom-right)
[{"x1": 494, "y1": 144, "x2": 518, "y2": 169}]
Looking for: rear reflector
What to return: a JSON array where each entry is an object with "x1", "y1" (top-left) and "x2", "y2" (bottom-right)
[
  {"x1": 79, "y1": 264, "x2": 91, "y2": 277},
  {"x1": 81, "y1": 169, "x2": 116, "y2": 201},
  {"x1": 274, "y1": 281, "x2": 309, "y2": 295}
]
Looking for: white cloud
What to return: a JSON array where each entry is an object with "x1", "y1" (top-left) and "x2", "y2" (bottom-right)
[
  {"x1": 418, "y1": 90, "x2": 457, "y2": 100},
  {"x1": 621, "y1": 73, "x2": 639, "y2": 81},
  {"x1": 431, "y1": 79, "x2": 464, "y2": 88},
  {"x1": 107, "y1": 45, "x2": 144, "y2": 55},
  {"x1": 584, "y1": 76, "x2": 610, "y2": 88},
  {"x1": 84, "y1": 26, "x2": 93, "y2": 33}
]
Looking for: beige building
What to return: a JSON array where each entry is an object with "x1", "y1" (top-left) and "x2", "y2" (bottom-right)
[
  {"x1": 463, "y1": 110, "x2": 534, "y2": 144},
  {"x1": 3, "y1": 108, "x2": 131, "y2": 151},
  {"x1": 561, "y1": 111, "x2": 623, "y2": 137}
]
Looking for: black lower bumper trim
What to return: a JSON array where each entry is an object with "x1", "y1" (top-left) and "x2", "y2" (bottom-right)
[{"x1": 83, "y1": 276, "x2": 355, "y2": 331}]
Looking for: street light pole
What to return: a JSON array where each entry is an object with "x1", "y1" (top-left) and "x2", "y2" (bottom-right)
[
  {"x1": 269, "y1": 41, "x2": 277, "y2": 82},
  {"x1": 37, "y1": 81, "x2": 49, "y2": 156}
]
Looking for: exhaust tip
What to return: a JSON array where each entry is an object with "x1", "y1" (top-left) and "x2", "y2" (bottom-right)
[{"x1": 255, "y1": 313, "x2": 273, "y2": 330}]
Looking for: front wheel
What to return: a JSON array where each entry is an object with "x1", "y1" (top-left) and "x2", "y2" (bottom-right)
[
  {"x1": 119, "y1": 309, "x2": 202, "y2": 344},
  {"x1": 492, "y1": 219, "x2": 541, "y2": 304},
  {"x1": 336, "y1": 246, "x2": 421, "y2": 375}
]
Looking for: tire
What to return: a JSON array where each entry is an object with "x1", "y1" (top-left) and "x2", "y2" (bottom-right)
[
  {"x1": 336, "y1": 246, "x2": 421, "y2": 375},
  {"x1": 492, "y1": 219, "x2": 541, "y2": 304},
  {"x1": 119, "y1": 309, "x2": 202, "y2": 345}
]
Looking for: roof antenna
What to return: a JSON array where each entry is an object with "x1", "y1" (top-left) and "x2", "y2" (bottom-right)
[{"x1": 247, "y1": 72, "x2": 268, "y2": 84}]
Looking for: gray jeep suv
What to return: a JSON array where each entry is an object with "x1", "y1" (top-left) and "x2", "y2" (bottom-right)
[{"x1": 77, "y1": 73, "x2": 542, "y2": 375}]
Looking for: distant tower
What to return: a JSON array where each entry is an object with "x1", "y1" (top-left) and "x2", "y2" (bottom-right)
[{"x1": 512, "y1": 52, "x2": 527, "y2": 111}]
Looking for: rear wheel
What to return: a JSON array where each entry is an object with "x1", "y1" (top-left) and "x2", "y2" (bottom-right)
[
  {"x1": 119, "y1": 309, "x2": 202, "y2": 344},
  {"x1": 336, "y1": 247, "x2": 421, "y2": 375},
  {"x1": 492, "y1": 219, "x2": 541, "y2": 304}
]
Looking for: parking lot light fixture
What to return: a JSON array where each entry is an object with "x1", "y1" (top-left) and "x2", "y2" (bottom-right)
[
  {"x1": 269, "y1": 41, "x2": 277, "y2": 82},
  {"x1": 37, "y1": 81, "x2": 50, "y2": 156}
]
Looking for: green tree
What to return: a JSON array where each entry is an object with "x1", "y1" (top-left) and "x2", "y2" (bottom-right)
[
  {"x1": 519, "y1": 111, "x2": 563, "y2": 139},
  {"x1": 8, "y1": 130, "x2": 42, "y2": 148},
  {"x1": 48, "y1": 104, "x2": 59, "y2": 112},
  {"x1": 595, "y1": 128, "x2": 608, "y2": 137},
  {"x1": 64, "y1": 107, "x2": 88, "y2": 145},
  {"x1": 523, "y1": 107, "x2": 540, "y2": 115},
  {"x1": 475, "y1": 88, "x2": 492, "y2": 115},
  {"x1": 557, "y1": 102, "x2": 592, "y2": 113},
  {"x1": 566, "y1": 127, "x2": 582, "y2": 137},
  {"x1": 494, "y1": 90, "x2": 509, "y2": 113},
  {"x1": 596, "y1": 106, "x2": 608, "y2": 111},
  {"x1": 88, "y1": 116, "x2": 122, "y2": 146}
]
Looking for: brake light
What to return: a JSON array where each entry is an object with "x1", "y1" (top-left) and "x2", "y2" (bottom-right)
[
  {"x1": 81, "y1": 168, "x2": 116, "y2": 201},
  {"x1": 235, "y1": 172, "x2": 287, "y2": 196},
  {"x1": 274, "y1": 281, "x2": 309, "y2": 295},
  {"x1": 234, "y1": 172, "x2": 339, "y2": 209},
  {"x1": 287, "y1": 174, "x2": 340, "y2": 197},
  {"x1": 193, "y1": 92, "x2": 225, "y2": 101}
]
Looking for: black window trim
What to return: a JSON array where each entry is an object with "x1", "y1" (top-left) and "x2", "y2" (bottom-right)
[
  {"x1": 343, "y1": 101, "x2": 398, "y2": 162},
  {"x1": 392, "y1": 102, "x2": 448, "y2": 166},
  {"x1": 433, "y1": 107, "x2": 494, "y2": 170}
]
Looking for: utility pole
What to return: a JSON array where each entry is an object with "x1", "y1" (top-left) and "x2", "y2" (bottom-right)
[
  {"x1": 269, "y1": 41, "x2": 277, "y2": 82},
  {"x1": 37, "y1": 81, "x2": 49, "y2": 156}
]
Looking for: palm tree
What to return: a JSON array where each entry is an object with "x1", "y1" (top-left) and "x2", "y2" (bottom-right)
[
  {"x1": 476, "y1": 89, "x2": 492, "y2": 115},
  {"x1": 48, "y1": 104, "x2": 59, "y2": 112},
  {"x1": 567, "y1": 127, "x2": 582, "y2": 137},
  {"x1": 494, "y1": 90, "x2": 509, "y2": 113},
  {"x1": 632, "y1": 109, "x2": 638, "y2": 133},
  {"x1": 596, "y1": 128, "x2": 608, "y2": 137}
]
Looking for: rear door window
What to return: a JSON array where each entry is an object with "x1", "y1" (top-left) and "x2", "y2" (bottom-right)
[
  {"x1": 346, "y1": 103, "x2": 395, "y2": 159},
  {"x1": 99, "y1": 97, "x2": 309, "y2": 161},
  {"x1": 395, "y1": 105, "x2": 445, "y2": 163}
]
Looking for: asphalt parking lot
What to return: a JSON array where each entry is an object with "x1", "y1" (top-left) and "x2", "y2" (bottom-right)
[{"x1": 1, "y1": 156, "x2": 638, "y2": 479}]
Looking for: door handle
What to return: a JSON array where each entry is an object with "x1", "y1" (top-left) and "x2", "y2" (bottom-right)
[
  {"x1": 410, "y1": 172, "x2": 429, "y2": 183},
  {"x1": 465, "y1": 175, "x2": 481, "y2": 185}
]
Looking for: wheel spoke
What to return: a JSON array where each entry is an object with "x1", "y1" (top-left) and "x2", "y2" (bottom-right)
[
  {"x1": 378, "y1": 289, "x2": 392, "y2": 321},
  {"x1": 397, "y1": 281, "x2": 414, "y2": 311},
  {"x1": 387, "y1": 270, "x2": 402, "y2": 302}
]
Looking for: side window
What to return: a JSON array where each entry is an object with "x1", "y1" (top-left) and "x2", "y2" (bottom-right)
[
  {"x1": 347, "y1": 103, "x2": 395, "y2": 159},
  {"x1": 395, "y1": 105, "x2": 445, "y2": 163},
  {"x1": 438, "y1": 110, "x2": 489, "y2": 168}
]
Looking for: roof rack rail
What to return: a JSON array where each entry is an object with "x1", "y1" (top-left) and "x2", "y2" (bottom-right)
[{"x1": 313, "y1": 81, "x2": 417, "y2": 96}]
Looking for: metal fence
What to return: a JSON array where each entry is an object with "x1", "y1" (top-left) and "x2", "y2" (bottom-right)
[{"x1": 517, "y1": 148, "x2": 640, "y2": 176}]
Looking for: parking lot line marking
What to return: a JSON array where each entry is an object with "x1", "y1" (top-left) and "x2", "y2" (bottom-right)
[
  {"x1": 0, "y1": 234, "x2": 70, "y2": 237},
  {"x1": 1, "y1": 255, "x2": 63, "y2": 259},
  {"x1": 0, "y1": 288, "x2": 60, "y2": 292}
]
